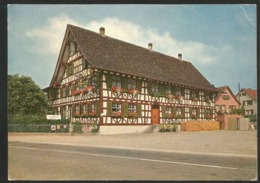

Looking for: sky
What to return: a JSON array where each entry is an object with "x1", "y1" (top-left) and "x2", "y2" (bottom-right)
[{"x1": 8, "y1": 4, "x2": 257, "y2": 94}]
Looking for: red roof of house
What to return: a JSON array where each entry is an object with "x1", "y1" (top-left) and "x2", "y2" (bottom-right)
[{"x1": 241, "y1": 88, "x2": 257, "y2": 100}]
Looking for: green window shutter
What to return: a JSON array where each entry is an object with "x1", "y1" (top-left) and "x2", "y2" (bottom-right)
[
  {"x1": 122, "y1": 77, "x2": 128, "y2": 91},
  {"x1": 123, "y1": 103, "x2": 128, "y2": 117},
  {"x1": 161, "y1": 105, "x2": 166, "y2": 118},
  {"x1": 137, "y1": 104, "x2": 142, "y2": 117},
  {"x1": 196, "y1": 90, "x2": 200, "y2": 99},
  {"x1": 171, "y1": 86, "x2": 176, "y2": 95},
  {"x1": 181, "y1": 88, "x2": 185, "y2": 97},
  {"x1": 72, "y1": 105, "x2": 76, "y2": 117},
  {"x1": 106, "y1": 74, "x2": 112, "y2": 89},
  {"x1": 66, "y1": 86, "x2": 69, "y2": 96},
  {"x1": 66, "y1": 65, "x2": 69, "y2": 76},
  {"x1": 60, "y1": 88, "x2": 63, "y2": 98},
  {"x1": 96, "y1": 101, "x2": 100, "y2": 116},
  {"x1": 159, "y1": 84, "x2": 165, "y2": 96},
  {"x1": 173, "y1": 106, "x2": 176, "y2": 116},
  {"x1": 87, "y1": 103, "x2": 91, "y2": 115},
  {"x1": 106, "y1": 101, "x2": 112, "y2": 116},
  {"x1": 147, "y1": 83, "x2": 152, "y2": 95},
  {"x1": 136, "y1": 80, "x2": 142, "y2": 92},
  {"x1": 181, "y1": 107, "x2": 185, "y2": 118}
]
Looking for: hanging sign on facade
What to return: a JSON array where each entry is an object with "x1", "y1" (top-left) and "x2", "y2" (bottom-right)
[{"x1": 47, "y1": 115, "x2": 61, "y2": 120}]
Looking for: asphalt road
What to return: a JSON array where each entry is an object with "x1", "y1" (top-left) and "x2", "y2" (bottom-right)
[{"x1": 8, "y1": 141, "x2": 257, "y2": 181}]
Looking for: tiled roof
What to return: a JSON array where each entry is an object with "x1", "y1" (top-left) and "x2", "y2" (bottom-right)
[
  {"x1": 216, "y1": 86, "x2": 240, "y2": 104},
  {"x1": 52, "y1": 24, "x2": 218, "y2": 92},
  {"x1": 241, "y1": 88, "x2": 257, "y2": 100}
]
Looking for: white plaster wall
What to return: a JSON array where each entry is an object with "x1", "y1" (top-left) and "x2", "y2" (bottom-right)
[{"x1": 99, "y1": 125, "x2": 152, "y2": 135}]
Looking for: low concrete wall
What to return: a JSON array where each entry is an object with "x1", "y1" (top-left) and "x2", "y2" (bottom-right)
[
  {"x1": 181, "y1": 121, "x2": 220, "y2": 132},
  {"x1": 99, "y1": 125, "x2": 152, "y2": 135}
]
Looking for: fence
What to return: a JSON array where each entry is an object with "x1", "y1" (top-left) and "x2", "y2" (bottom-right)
[{"x1": 8, "y1": 124, "x2": 83, "y2": 133}]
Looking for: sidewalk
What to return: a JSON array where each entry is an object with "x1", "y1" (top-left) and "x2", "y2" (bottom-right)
[{"x1": 8, "y1": 130, "x2": 257, "y2": 158}]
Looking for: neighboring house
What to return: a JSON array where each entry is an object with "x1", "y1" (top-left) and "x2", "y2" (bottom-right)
[
  {"x1": 215, "y1": 86, "x2": 242, "y2": 130},
  {"x1": 236, "y1": 88, "x2": 257, "y2": 115},
  {"x1": 43, "y1": 24, "x2": 218, "y2": 134}
]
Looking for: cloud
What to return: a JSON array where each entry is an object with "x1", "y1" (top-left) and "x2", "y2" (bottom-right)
[{"x1": 26, "y1": 15, "x2": 232, "y2": 65}]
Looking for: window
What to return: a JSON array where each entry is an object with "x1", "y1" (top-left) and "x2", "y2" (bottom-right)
[
  {"x1": 199, "y1": 91, "x2": 204, "y2": 101},
  {"x1": 185, "y1": 89, "x2": 190, "y2": 99},
  {"x1": 112, "y1": 103, "x2": 121, "y2": 112},
  {"x1": 192, "y1": 108, "x2": 197, "y2": 115},
  {"x1": 75, "y1": 105, "x2": 80, "y2": 116},
  {"x1": 166, "y1": 107, "x2": 171, "y2": 114},
  {"x1": 151, "y1": 83, "x2": 159, "y2": 93},
  {"x1": 215, "y1": 105, "x2": 220, "y2": 111},
  {"x1": 128, "y1": 104, "x2": 137, "y2": 113},
  {"x1": 185, "y1": 108, "x2": 190, "y2": 118},
  {"x1": 229, "y1": 105, "x2": 236, "y2": 109},
  {"x1": 221, "y1": 105, "x2": 226, "y2": 111},
  {"x1": 82, "y1": 104, "x2": 88, "y2": 116},
  {"x1": 191, "y1": 90, "x2": 197, "y2": 99},
  {"x1": 247, "y1": 100, "x2": 253, "y2": 105},
  {"x1": 176, "y1": 108, "x2": 182, "y2": 116},
  {"x1": 112, "y1": 76, "x2": 121, "y2": 87},
  {"x1": 92, "y1": 102, "x2": 97, "y2": 113},
  {"x1": 68, "y1": 64, "x2": 74, "y2": 75},
  {"x1": 165, "y1": 86, "x2": 171, "y2": 95},
  {"x1": 200, "y1": 109, "x2": 204, "y2": 118},
  {"x1": 55, "y1": 88, "x2": 60, "y2": 99},
  {"x1": 62, "y1": 87, "x2": 66, "y2": 98},
  {"x1": 175, "y1": 87, "x2": 181, "y2": 96},
  {"x1": 205, "y1": 92, "x2": 211, "y2": 100},
  {"x1": 69, "y1": 84, "x2": 73, "y2": 96},
  {"x1": 128, "y1": 79, "x2": 136, "y2": 89},
  {"x1": 91, "y1": 76, "x2": 98, "y2": 88}
]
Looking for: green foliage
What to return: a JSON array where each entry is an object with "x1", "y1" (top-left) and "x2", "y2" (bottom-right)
[
  {"x1": 8, "y1": 74, "x2": 50, "y2": 116},
  {"x1": 90, "y1": 120, "x2": 100, "y2": 132},
  {"x1": 159, "y1": 122, "x2": 178, "y2": 132},
  {"x1": 73, "y1": 121, "x2": 83, "y2": 133},
  {"x1": 8, "y1": 114, "x2": 70, "y2": 132},
  {"x1": 244, "y1": 114, "x2": 257, "y2": 122}
]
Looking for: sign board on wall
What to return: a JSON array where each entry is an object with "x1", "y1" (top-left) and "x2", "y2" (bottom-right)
[{"x1": 46, "y1": 115, "x2": 61, "y2": 120}]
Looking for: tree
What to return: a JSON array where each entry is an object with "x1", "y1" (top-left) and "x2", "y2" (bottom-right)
[{"x1": 8, "y1": 74, "x2": 50, "y2": 116}]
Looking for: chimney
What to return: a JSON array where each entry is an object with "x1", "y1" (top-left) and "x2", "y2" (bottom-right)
[
  {"x1": 99, "y1": 27, "x2": 105, "y2": 36},
  {"x1": 178, "y1": 53, "x2": 182, "y2": 60},
  {"x1": 148, "y1": 43, "x2": 153, "y2": 51}
]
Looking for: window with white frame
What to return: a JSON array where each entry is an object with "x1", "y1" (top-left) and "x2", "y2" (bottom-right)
[
  {"x1": 82, "y1": 103, "x2": 87, "y2": 115},
  {"x1": 112, "y1": 103, "x2": 121, "y2": 112},
  {"x1": 112, "y1": 76, "x2": 121, "y2": 87},
  {"x1": 151, "y1": 83, "x2": 159, "y2": 93},
  {"x1": 191, "y1": 90, "x2": 197, "y2": 99},
  {"x1": 128, "y1": 79, "x2": 136, "y2": 89},
  {"x1": 166, "y1": 107, "x2": 171, "y2": 114},
  {"x1": 92, "y1": 102, "x2": 97, "y2": 112},
  {"x1": 185, "y1": 89, "x2": 190, "y2": 99},
  {"x1": 185, "y1": 108, "x2": 190, "y2": 118},
  {"x1": 128, "y1": 104, "x2": 137, "y2": 113},
  {"x1": 192, "y1": 108, "x2": 197, "y2": 115},
  {"x1": 175, "y1": 87, "x2": 181, "y2": 96},
  {"x1": 200, "y1": 109, "x2": 204, "y2": 118},
  {"x1": 199, "y1": 91, "x2": 204, "y2": 101},
  {"x1": 75, "y1": 105, "x2": 80, "y2": 115},
  {"x1": 165, "y1": 85, "x2": 171, "y2": 95},
  {"x1": 91, "y1": 76, "x2": 98, "y2": 87},
  {"x1": 176, "y1": 108, "x2": 182, "y2": 116}
]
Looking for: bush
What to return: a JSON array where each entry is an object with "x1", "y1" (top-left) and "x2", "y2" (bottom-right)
[
  {"x1": 73, "y1": 121, "x2": 83, "y2": 133},
  {"x1": 8, "y1": 114, "x2": 70, "y2": 133},
  {"x1": 245, "y1": 114, "x2": 257, "y2": 122}
]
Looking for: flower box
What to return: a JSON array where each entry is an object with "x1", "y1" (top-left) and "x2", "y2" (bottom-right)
[
  {"x1": 192, "y1": 97, "x2": 198, "y2": 102},
  {"x1": 128, "y1": 112, "x2": 138, "y2": 118},
  {"x1": 72, "y1": 89, "x2": 81, "y2": 96},
  {"x1": 129, "y1": 89, "x2": 139, "y2": 95},
  {"x1": 166, "y1": 94, "x2": 175, "y2": 99},
  {"x1": 111, "y1": 111, "x2": 122, "y2": 117},
  {"x1": 89, "y1": 111, "x2": 97, "y2": 117},
  {"x1": 112, "y1": 86, "x2": 124, "y2": 93},
  {"x1": 165, "y1": 113, "x2": 174, "y2": 119}
]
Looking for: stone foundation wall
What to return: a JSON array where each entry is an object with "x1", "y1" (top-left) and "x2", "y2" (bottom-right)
[{"x1": 181, "y1": 121, "x2": 220, "y2": 131}]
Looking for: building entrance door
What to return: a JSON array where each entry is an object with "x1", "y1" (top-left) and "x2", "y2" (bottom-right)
[{"x1": 151, "y1": 105, "x2": 159, "y2": 125}]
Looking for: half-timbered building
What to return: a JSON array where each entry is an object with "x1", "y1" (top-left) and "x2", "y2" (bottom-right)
[{"x1": 44, "y1": 24, "x2": 218, "y2": 134}]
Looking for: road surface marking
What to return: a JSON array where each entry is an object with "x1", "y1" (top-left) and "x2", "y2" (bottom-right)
[{"x1": 9, "y1": 145, "x2": 240, "y2": 170}]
